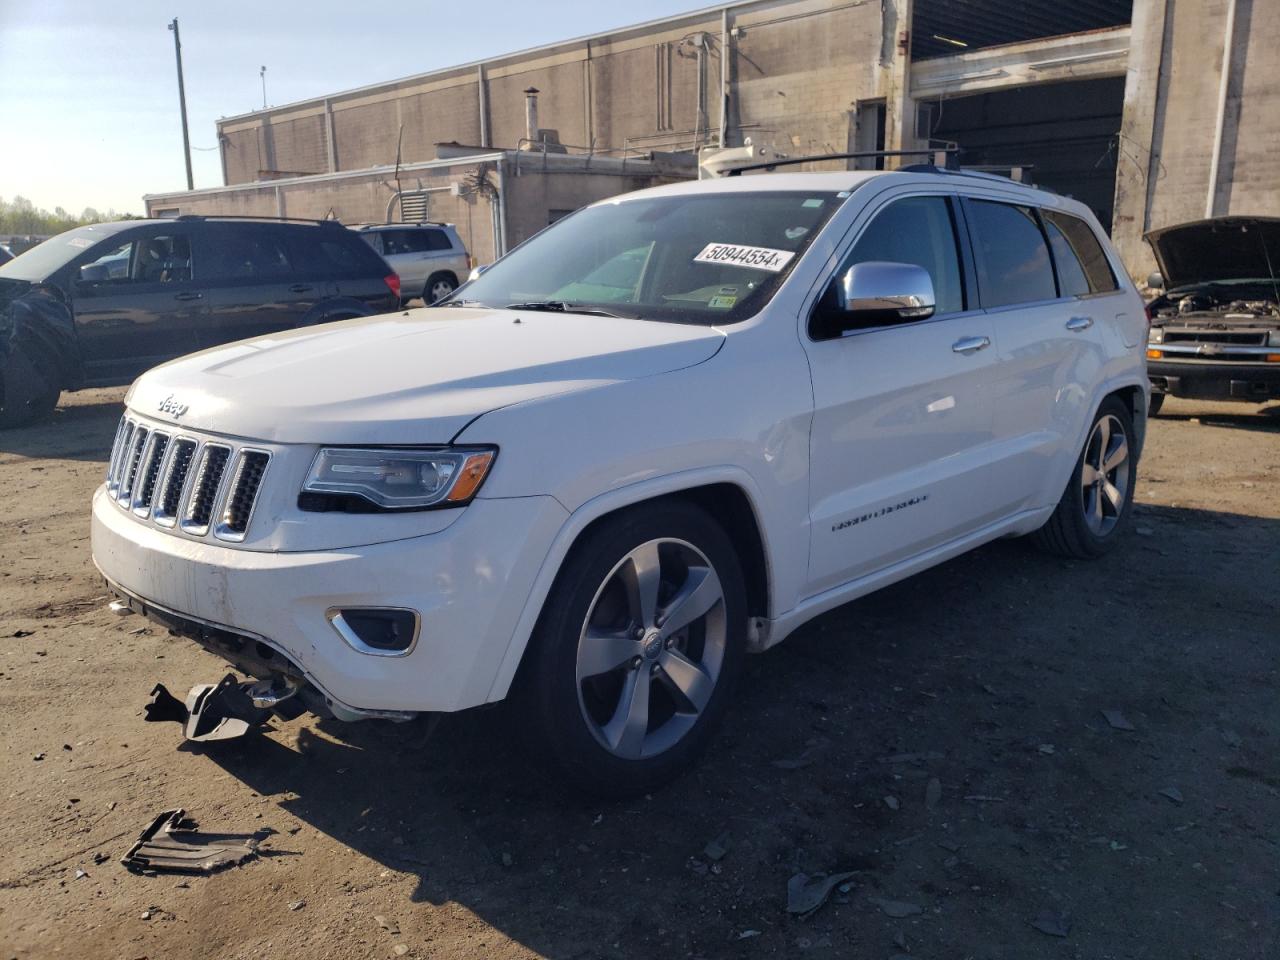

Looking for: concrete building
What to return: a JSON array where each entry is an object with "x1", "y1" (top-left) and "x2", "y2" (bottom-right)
[{"x1": 145, "y1": 0, "x2": 1279, "y2": 280}]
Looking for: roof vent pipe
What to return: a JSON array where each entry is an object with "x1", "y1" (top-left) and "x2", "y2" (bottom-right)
[{"x1": 524, "y1": 87, "x2": 540, "y2": 144}]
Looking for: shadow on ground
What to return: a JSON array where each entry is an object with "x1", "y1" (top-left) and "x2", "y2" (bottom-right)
[{"x1": 199, "y1": 504, "x2": 1280, "y2": 959}]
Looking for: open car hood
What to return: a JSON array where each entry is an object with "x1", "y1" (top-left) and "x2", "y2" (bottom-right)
[
  {"x1": 127, "y1": 307, "x2": 725, "y2": 445},
  {"x1": 1145, "y1": 217, "x2": 1280, "y2": 290}
]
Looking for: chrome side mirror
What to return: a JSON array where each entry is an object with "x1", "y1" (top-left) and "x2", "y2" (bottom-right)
[{"x1": 834, "y1": 261, "x2": 936, "y2": 331}]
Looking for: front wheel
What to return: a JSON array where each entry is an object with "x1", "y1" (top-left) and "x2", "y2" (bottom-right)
[
  {"x1": 1033, "y1": 396, "x2": 1138, "y2": 559},
  {"x1": 514, "y1": 501, "x2": 747, "y2": 797}
]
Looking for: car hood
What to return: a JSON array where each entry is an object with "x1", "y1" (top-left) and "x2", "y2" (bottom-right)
[
  {"x1": 1145, "y1": 217, "x2": 1280, "y2": 289},
  {"x1": 127, "y1": 307, "x2": 725, "y2": 444}
]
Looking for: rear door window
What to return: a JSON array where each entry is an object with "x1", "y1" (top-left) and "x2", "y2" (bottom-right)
[
  {"x1": 379, "y1": 230, "x2": 424, "y2": 255},
  {"x1": 289, "y1": 230, "x2": 385, "y2": 279},
  {"x1": 201, "y1": 227, "x2": 293, "y2": 281},
  {"x1": 1041, "y1": 210, "x2": 1117, "y2": 295},
  {"x1": 965, "y1": 200, "x2": 1057, "y2": 308}
]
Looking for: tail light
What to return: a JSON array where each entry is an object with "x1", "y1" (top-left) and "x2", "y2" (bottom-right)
[{"x1": 384, "y1": 273, "x2": 401, "y2": 299}]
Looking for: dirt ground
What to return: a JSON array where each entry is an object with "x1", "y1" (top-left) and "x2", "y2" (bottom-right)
[{"x1": 1, "y1": 388, "x2": 1277, "y2": 960}]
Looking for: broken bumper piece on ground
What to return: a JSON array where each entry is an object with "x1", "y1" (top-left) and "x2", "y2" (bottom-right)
[
  {"x1": 144, "y1": 672, "x2": 301, "y2": 742},
  {"x1": 121, "y1": 808, "x2": 267, "y2": 874}
]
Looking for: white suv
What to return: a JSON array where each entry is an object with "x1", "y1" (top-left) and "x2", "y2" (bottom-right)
[{"x1": 91, "y1": 169, "x2": 1148, "y2": 795}]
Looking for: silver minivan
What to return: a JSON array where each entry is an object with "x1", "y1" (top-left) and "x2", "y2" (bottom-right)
[{"x1": 353, "y1": 222, "x2": 470, "y2": 304}]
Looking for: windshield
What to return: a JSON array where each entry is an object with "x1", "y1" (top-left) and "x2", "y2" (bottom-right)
[
  {"x1": 0, "y1": 224, "x2": 126, "y2": 282},
  {"x1": 446, "y1": 190, "x2": 846, "y2": 323}
]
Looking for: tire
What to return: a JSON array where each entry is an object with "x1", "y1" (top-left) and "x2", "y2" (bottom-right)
[
  {"x1": 1148, "y1": 392, "x2": 1165, "y2": 417},
  {"x1": 0, "y1": 346, "x2": 60, "y2": 429},
  {"x1": 425, "y1": 273, "x2": 457, "y2": 304},
  {"x1": 513, "y1": 500, "x2": 748, "y2": 798},
  {"x1": 1033, "y1": 396, "x2": 1138, "y2": 559}
]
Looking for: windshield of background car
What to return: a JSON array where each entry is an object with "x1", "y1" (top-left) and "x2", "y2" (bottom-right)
[
  {"x1": 0, "y1": 224, "x2": 128, "y2": 282},
  {"x1": 449, "y1": 191, "x2": 846, "y2": 323}
]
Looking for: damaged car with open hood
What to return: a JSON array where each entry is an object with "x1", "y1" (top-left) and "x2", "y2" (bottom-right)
[
  {"x1": 1144, "y1": 216, "x2": 1280, "y2": 415},
  {"x1": 92, "y1": 168, "x2": 1150, "y2": 795}
]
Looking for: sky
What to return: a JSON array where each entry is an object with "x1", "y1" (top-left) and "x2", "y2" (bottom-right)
[{"x1": 0, "y1": 0, "x2": 714, "y2": 216}]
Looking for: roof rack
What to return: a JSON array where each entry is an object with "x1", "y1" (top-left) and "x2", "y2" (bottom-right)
[
  {"x1": 725, "y1": 147, "x2": 961, "y2": 177},
  {"x1": 174, "y1": 214, "x2": 345, "y2": 227},
  {"x1": 349, "y1": 221, "x2": 454, "y2": 229}
]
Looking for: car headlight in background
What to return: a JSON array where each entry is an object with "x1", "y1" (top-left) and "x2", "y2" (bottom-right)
[
  {"x1": 1268, "y1": 330, "x2": 1280, "y2": 346},
  {"x1": 1148, "y1": 327, "x2": 1165, "y2": 344},
  {"x1": 301, "y1": 447, "x2": 496, "y2": 511}
]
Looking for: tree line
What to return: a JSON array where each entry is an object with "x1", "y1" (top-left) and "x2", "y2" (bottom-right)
[{"x1": 0, "y1": 196, "x2": 140, "y2": 238}]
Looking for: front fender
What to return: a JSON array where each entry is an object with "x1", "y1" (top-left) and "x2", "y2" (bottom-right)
[
  {"x1": 482, "y1": 465, "x2": 775, "y2": 703},
  {"x1": 0, "y1": 286, "x2": 82, "y2": 390}
]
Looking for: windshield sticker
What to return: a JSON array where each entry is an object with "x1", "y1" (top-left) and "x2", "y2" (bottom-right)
[
  {"x1": 708, "y1": 295, "x2": 738, "y2": 309},
  {"x1": 802, "y1": 198, "x2": 824, "y2": 208},
  {"x1": 67, "y1": 237, "x2": 93, "y2": 248},
  {"x1": 785, "y1": 226, "x2": 810, "y2": 240},
  {"x1": 694, "y1": 243, "x2": 796, "y2": 273}
]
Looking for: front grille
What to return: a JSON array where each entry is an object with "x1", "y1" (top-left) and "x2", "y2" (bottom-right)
[
  {"x1": 182, "y1": 444, "x2": 232, "y2": 534},
  {"x1": 1165, "y1": 330, "x2": 1267, "y2": 346},
  {"x1": 132, "y1": 433, "x2": 170, "y2": 515},
  {"x1": 154, "y1": 438, "x2": 198, "y2": 525},
  {"x1": 118, "y1": 427, "x2": 150, "y2": 503},
  {"x1": 104, "y1": 419, "x2": 271, "y2": 543},
  {"x1": 218, "y1": 451, "x2": 270, "y2": 540}
]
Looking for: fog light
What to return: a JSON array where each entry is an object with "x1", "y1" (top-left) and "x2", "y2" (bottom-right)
[{"x1": 327, "y1": 608, "x2": 419, "y2": 657}]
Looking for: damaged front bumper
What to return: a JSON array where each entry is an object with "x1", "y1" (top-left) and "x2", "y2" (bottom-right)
[{"x1": 91, "y1": 483, "x2": 568, "y2": 717}]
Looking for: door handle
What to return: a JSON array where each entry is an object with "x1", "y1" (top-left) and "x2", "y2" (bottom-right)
[
  {"x1": 951, "y1": 335, "x2": 991, "y2": 355},
  {"x1": 289, "y1": 284, "x2": 314, "y2": 293},
  {"x1": 173, "y1": 291, "x2": 203, "y2": 301},
  {"x1": 1066, "y1": 315, "x2": 1094, "y2": 331}
]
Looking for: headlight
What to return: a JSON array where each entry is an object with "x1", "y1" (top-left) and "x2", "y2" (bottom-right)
[
  {"x1": 1268, "y1": 330, "x2": 1280, "y2": 346},
  {"x1": 301, "y1": 447, "x2": 496, "y2": 511},
  {"x1": 1148, "y1": 327, "x2": 1165, "y2": 344}
]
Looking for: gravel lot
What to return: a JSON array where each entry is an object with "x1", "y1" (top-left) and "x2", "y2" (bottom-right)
[{"x1": 1, "y1": 388, "x2": 1277, "y2": 960}]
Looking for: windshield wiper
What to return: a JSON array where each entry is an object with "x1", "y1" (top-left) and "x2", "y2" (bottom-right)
[{"x1": 505, "y1": 300, "x2": 634, "y2": 319}]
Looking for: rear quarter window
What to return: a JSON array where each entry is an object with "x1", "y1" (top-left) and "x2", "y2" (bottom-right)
[{"x1": 1041, "y1": 210, "x2": 1117, "y2": 295}]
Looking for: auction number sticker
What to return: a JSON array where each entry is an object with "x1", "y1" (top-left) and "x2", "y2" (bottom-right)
[{"x1": 694, "y1": 242, "x2": 795, "y2": 273}]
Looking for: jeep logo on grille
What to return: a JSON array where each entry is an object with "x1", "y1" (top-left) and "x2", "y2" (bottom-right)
[{"x1": 158, "y1": 395, "x2": 189, "y2": 418}]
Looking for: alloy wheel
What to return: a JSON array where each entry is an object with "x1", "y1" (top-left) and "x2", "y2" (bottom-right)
[
  {"x1": 429, "y1": 279, "x2": 455, "y2": 303},
  {"x1": 1079, "y1": 413, "x2": 1130, "y2": 536},
  {"x1": 575, "y1": 538, "x2": 727, "y2": 760}
]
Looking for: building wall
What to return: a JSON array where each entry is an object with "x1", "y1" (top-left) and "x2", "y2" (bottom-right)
[
  {"x1": 1112, "y1": 0, "x2": 1280, "y2": 279},
  {"x1": 217, "y1": 0, "x2": 891, "y2": 183}
]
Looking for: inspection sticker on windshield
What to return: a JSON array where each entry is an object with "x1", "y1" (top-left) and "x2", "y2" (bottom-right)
[{"x1": 694, "y1": 243, "x2": 795, "y2": 273}]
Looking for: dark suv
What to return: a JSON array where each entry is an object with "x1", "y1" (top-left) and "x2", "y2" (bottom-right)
[{"x1": 0, "y1": 217, "x2": 400, "y2": 427}]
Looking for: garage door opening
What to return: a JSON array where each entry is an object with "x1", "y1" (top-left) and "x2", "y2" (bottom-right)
[{"x1": 929, "y1": 76, "x2": 1125, "y2": 229}]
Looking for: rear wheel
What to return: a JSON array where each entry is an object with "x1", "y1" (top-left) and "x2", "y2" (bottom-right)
[
  {"x1": 514, "y1": 501, "x2": 747, "y2": 797},
  {"x1": 1033, "y1": 396, "x2": 1137, "y2": 559},
  {"x1": 426, "y1": 273, "x2": 457, "y2": 304}
]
